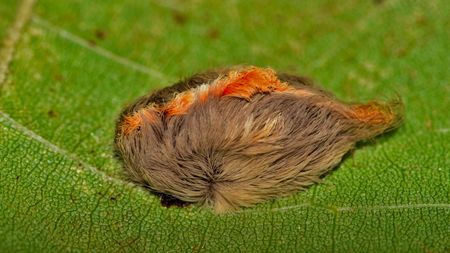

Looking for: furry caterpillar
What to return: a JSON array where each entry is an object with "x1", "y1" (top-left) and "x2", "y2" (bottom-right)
[{"x1": 114, "y1": 66, "x2": 403, "y2": 213}]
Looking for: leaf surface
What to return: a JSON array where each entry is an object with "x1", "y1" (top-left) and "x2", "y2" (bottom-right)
[{"x1": 0, "y1": 0, "x2": 449, "y2": 252}]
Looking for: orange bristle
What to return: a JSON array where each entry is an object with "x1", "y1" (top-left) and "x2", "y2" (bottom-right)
[
  {"x1": 213, "y1": 67, "x2": 289, "y2": 99},
  {"x1": 162, "y1": 67, "x2": 290, "y2": 116},
  {"x1": 351, "y1": 102, "x2": 396, "y2": 125},
  {"x1": 120, "y1": 108, "x2": 157, "y2": 135},
  {"x1": 163, "y1": 91, "x2": 195, "y2": 116},
  {"x1": 120, "y1": 115, "x2": 142, "y2": 135},
  {"x1": 121, "y1": 67, "x2": 297, "y2": 125}
]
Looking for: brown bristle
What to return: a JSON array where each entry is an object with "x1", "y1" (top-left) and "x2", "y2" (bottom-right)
[{"x1": 114, "y1": 66, "x2": 403, "y2": 213}]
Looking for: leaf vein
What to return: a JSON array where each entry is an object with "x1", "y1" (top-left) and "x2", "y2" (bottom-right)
[
  {"x1": 0, "y1": 110, "x2": 126, "y2": 186},
  {"x1": 31, "y1": 16, "x2": 170, "y2": 82},
  {"x1": 0, "y1": 0, "x2": 36, "y2": 85},
  {"x1": 232, "y1": 202, "x2": 450, "y2": 215}
]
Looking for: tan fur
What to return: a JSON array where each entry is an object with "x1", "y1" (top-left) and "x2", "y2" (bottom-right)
[{"x1": 114, "y1": 66, "x2": 403, "y2": 213}]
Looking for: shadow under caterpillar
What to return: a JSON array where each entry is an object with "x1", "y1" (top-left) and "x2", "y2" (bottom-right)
[{"x1": 114, "y1": 66, "x2": 403, "y2": 213}]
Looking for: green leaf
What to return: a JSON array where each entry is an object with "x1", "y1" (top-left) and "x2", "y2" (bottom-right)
[
  {"x1": 0, "y1": 0, "x2": 19, "y2": 40},
  {"x1": 1, "y1": 0, "x2": 449, "y2": 252}
]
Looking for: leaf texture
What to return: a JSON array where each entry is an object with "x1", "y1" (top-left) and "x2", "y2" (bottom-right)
[{"x1": 0, "y1": 0, "x2": 449, "y2": 252}]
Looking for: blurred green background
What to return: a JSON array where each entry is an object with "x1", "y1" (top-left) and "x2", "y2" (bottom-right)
[{"x1": 0, "y1": 0, "x2": 449, "y2": 252}]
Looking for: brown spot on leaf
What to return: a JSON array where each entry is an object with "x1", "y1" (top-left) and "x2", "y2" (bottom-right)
[
  {"x1": 172, "y1": 11, "x2": 188, "y2": 25},
  {"x1": 95, "y1": 29, "x2": 107, "y2": 40},
  {"x1": 87, "y1": 39, "x2": 97, "y2": 47},
  {"x1": 53, "y1": 74, "x2": 64, "y2": 81},
  {"x1": 207, "y1": 28, "x2": 220, "y2": 39},
  {"x1": 47, "y1": 109, "x2": 59, "y2": 118},
  {"x1": 415, "y1": 14, "x2": 427, "y2": 26}
]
